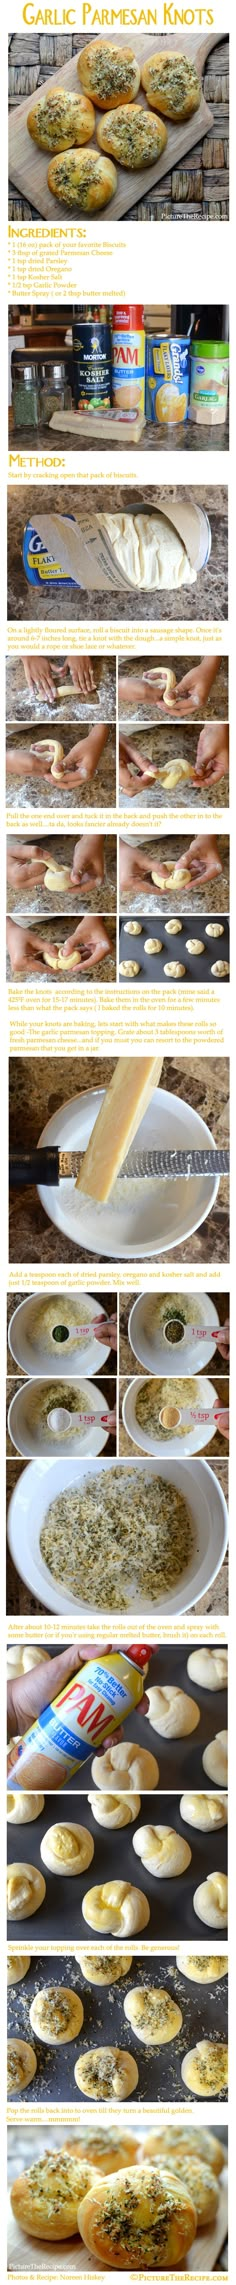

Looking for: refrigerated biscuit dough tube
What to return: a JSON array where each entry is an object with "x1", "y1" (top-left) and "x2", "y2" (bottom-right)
[
  {"x1": 76, "y1": 1055, "x2": 163, "y2": 1201},
  {"x1": 27, "y1": 510, "x2": 197, "y2": 593}
]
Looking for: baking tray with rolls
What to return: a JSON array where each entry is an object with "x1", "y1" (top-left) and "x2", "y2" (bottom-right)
[
  {"x1": 119, "y1": 914, "x2": 230, "y2": 983},
  {"x1": 7, "y1": 1789, "x2": 227, "y2": 1946},
  {"x1": 7, "y1": 1942, "x2": 228, "y2": 2105}
]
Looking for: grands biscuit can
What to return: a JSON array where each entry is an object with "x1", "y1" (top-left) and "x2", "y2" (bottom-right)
[
  {"x1": 145, "y1": 335, "x2": 190, "y2": 426},
  {"x1": 112, "y1": 305, "x2": 145, "y2": 412}
]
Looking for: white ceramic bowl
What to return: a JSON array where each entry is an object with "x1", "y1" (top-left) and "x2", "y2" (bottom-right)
[
  {"x1": 128, "y1": 1293, "x2": 220, "y2": 1375},
  {"x1": 8, "y1": 1292, "x2": 110, "y2": 1378},
  {"x1": 7, "y1": 1377, "x2": 109, "y2": 1460},
  {"x1": 36, "y1": 1088, "x2": 219, "y2": 1261},
  {"x1": 7, "y1": 1454, "x2": 228, "y2": 1618},
  {"x1": 122, "y1": 1374, "x2": 218, "y2": 1459}
]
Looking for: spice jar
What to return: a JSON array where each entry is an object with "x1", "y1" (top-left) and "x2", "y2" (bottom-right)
[
  {"x1": 39, "y1": 357, "x2": 73, "y2": 426},
  {"x1": 189, "y1": 340, "x2": 229, "y2": 427},
  {"x1": 11, "y1": 352, "x2": 40, "y2": 431}
]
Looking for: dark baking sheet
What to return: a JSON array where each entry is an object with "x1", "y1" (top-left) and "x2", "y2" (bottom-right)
[
  {"x1": 7, "y1": 1641, "x2": 227, "y2": 1794},
  {"x1": 7, "y1": 1945, "x2": 228, "y2": 2106},
  {"x1": 7, "y1": 1790, "x2": 227, "y2": 1946},
  {"x1": 119, "y1": 914, "x2": 230, "y2": 984}
]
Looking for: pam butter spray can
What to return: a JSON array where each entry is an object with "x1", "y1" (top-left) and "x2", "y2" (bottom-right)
[
  {"x1": 7, "y1": 1646, "x2": 151, "y2": 1791},
  {"x1": 112, "y1": 306, "x2": 145, "y2": 413}
]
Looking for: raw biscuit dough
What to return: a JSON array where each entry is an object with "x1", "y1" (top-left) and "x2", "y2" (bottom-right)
[
  {"x1": 181, "y1": 2039, "x2": 228, "y2": 2096},
  {"x1": 164, "y1": 960, "x2": 186, "y2": 976},
  {"x1": 44, "y1": 863, "x2": 71, "y2": 891},
  {"x1": 78, "y1": 2161, "x2": 197, "y2": 2267},
  {"x1": 51, "y1": 758, "x2": 67, "y2": 781},
  {"x1": 132, "y1": 1824, "x2": 192, "y2": 1877},
  {"x1": 178, "y1": 1951, "x2": 227, "y2": 1983},
  {"x1": 29, "y1": 738, "x2": 64, "y2": 770},
  {"x1": 119, "y1": 960, "x2": 140, "y2": 975},
  {"x1": 7, "y1": 1645, "x2": 47, "y2": 1677},
  {"x1": 124, "y1": 922, "x2": 142, "y2": 935},
  {"x1": 165, "y1": 919, "x2": 183, "y2": 934},
  {"x1": 77, "y1": 40, "x2": 141, "y2": 110},
  {"x1": 7, "y1": 2039, "x2": 37, "y2": 2096},
  {"x1": 193, "y1": 1872, "x2": 228, "y2": 1927},
  {"x1": 7, "y1": 1951, "x2": 31, "y2": 1985},
  {"x1": 187, "y1": 1647, "x2": 227, "y2": 1690},
  {"x1": 82, "y1": 1880, "x2": 150, "y2": 1934},
  {"x1": 97, "y1": 105, "x2": 168, "y2": 173},
  {"x1": 158, "y1": 759, "x2": 193, "y2": 790},
  {"x1": 74, "y1": 1951, "x2": 133, "y2": 1984},
  {"x1": 143, "y1": 2126, "x2": 223, "y2": 2175},
  {"x1": 202, "y1": 1730, "x2": 228, "y2": 1784},
  {"x1": 74, "y1": 2047, "x2": 139, "y2": 2099},
  {"x1": 167, "y1": 2157, "x2": 218, "y2": 2227},
  {"x1": 40, "y1": 1823, "x2": 94, "y2": 1876},
  {"x1": 30, "y1": 1985, "x2": 84, "y2": 2044},
  {"x1": 91, "y1": 1742, "x2": 159, "y2": 1790},
  {"x1": 144, "y1": 667, "x2": 176, "y2": 706},
  {"x1": 211, "y1": 960, "x2": 229, "y2": 976},
  {"x1": 205, "y1": 923, "x2": 224, "y2": 938},
  {"x1": 186, "y1": 938, "x2": 205, "y2": 954},
  {"x1": 101, "y1": 510, "x2": 197, "y2": 591},
  {"x1": 7, "y1": 1863, "x2": 46, "y2": 1919},
  {"x1": 48, "y1": 151, "x2": 117, "y2": 214},
  {"x1": 124, "y1": 1986, "x2": 182, "y2": 2045},
  {"x1": 10, "y1": 2152, "x2": 98, "y2": 2241},
  {"x1": 7, "y1": 1792, "x2": 44, "y2": 1823},
  {"x1": 146, "y1": 1684, "x2": 200, "y2": 1739},
  {"x1": 88, "y1": 1792, "x2": 140, "y2": 1828},
  {"x1": 144, "y1": 938, "x2": 162, "y2": 954},
  {"x1": 180, "y1": 1790, "x2": 227, "y2": 1830},
  {"x1": 44, "y1": 947, "x2": 81, "y2": 972}
]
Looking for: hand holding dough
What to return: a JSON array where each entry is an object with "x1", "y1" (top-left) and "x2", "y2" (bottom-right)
[
  {"x1": 82, "y1": 1879, "x2": 150, "y2": 1934},
  {"x1": 7, "y1": 1863, "x2": 46, "y2": 1918},
  {"x1": 40, "y1": 1823, "x2": 94, "y2": 1876},
  {"x1": 180, "y1": 1790, "x2": 227, "y2": 1829},
  {"x1": 44, "y1": 863, "x2": 71, "y2": 891},
  {"x1": 91, "y1": 1742, "x2": 159, "y2": 1790},
  {"x1": 78, "y1": 2161, "x2": 196, "y2": 2267},
  {"x1": 88, "y1": 1792, "x2": 140, "y2": 1828},
  {"x1": 144, "y1": 667, "x2": 176, "y2": 707},
  {"x1": 74, "y1": 2048, "x2": 139, "y2": 2099},
  {"x1": 146, "y1": 1685, "x2": 200, "y2": 1738},
  {"x1": 30, "y1": 1985, "x2": 84, "y2": 2044},
  {"x1": 202, "y1": 1730, "x2": 228, "y2": 1784},
  {"x1": 7, "y1": 2039, "x2": 37, "y2": 2095},
  {"x1": 187, "y1": 1647, "x2": 227, "y2": 1690},
  {"x1": 193, "y1": 1872, "x2": 228, "y2": 1927},
  {"x1": 132, "y1": 1823, "x2": 192, "y2": 1876},
  {"x1": 124, "y1": 1986, "x2": 182, "y2": 2044},
  {"x1": 74, "y1": 1950, "x2": 133, "y2": 1984},
  {"x1": 7, "y1": 1792, "x2": 44, "y2": 1823},
  {"x1": 181, "y1": 2039, "x2": 228, "y2": 2096}
]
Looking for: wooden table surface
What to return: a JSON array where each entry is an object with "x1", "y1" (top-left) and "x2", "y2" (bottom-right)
[{"x1": 8, "y1": 31, "x2": 229, "y2": 221}]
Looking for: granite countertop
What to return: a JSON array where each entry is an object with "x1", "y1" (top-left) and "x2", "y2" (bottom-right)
[
  {"x1": 6, "y1": 1451, "x2": 228, "y2": 1618},
  {"x1": 120, "y1": 830, "x2": 229, "y2": 916},
  {"x1": 6, "y1": 1372, "x2": 116, "y2": 1458},
  {"x1": 8, "y1": 31, "x2": 229, "y2": 224},
  {"x1": 118, "y1": 652, "x2": 228, "y2": 723},
  {"x1": 9, "y1": 414, "x2": 229, "y2": 458},
  {"x1": 7, "y1": 915, "x2": 116, "y2": 986},
  {"x1": 9, "y1": 1052, "x2": 229, "y2": 1269},
  {"x1": 8, "y1": 483, "x2": 228, "y2": 624},
  {"x1": 120, "y1": 1289, "x2": 229, "y2": 1373},
  {"x1": 6, "y1": 723, "x2": 116, "y2": 814},
  {"x1": 6, "y1": 655, "x2": 116, "y2": 726},
  {"x1": 119, "y1": 723, "x2": 227, "y2": 814},
  {"x1": 119, "y1": 1372, "x2": 229, "y2": 1458},
  {"x1": 7, "y1": 1287, "x2": 117, "y2": 1377},
  {"x1": 7, "y1": 833, "x2": 116, "y2": 917}
]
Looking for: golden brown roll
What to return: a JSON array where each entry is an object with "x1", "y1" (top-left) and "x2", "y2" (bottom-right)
[
  {"x1": 79, "y1": 2160, "x2": 196, "y2": 2266},
  {"x1": 74, "y1": 2047, "x2": 139, "y2": 2099},
  {"x1": 63, "y1": 2130, "x2": 139, "y2": 2175},
  {"x1": 10, "y1": 2151, "x2": 98, "y2": 2240},
  {"x1": 141, "y1": 51, "x2": 201, "y2": 120},
  {"x1": 181, "y1": 2039, "x2": 228, "y2": 2095},
  {"x1": 97, "y1": 105, "x2": 167, "y2": 170},
  {"x1": 27, "y1": 90, "x2": 95, "y2": 151},
  {"x1": 165, "y1": 2157, "x2": 218, "y2": 2227},
  {"x1": 77, "y1": 40, "x2": 140, "y2": 110},
  {"x1": 143, "y1": 2126, "x2": 224, "y2": 2177},
  {"x1": 47, "y1": 150, "x2": 117, "y2": 213}
]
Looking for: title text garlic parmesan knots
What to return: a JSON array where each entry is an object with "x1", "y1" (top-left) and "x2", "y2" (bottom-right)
[
  {"x1": 133, "y1": 1824, "x2": 192, "y2": 1877},
  {"x1": 82, "y1": 1880, "x2": 150, "y2": 1934}
]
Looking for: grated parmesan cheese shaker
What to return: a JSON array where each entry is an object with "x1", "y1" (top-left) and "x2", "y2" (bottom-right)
[{"x1": 7, "y1": 1646, "x2": 151, "y2": 1791}]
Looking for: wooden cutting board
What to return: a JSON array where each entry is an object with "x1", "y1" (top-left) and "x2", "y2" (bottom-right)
[
  {"x1": 7, "y1": 2169, "x2": 228, "y2": 2272},
  {"x1": 8, "y1": 33, "x2": 222, "y2": 222}
]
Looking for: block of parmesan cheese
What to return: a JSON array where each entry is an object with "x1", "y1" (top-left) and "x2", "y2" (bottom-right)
[{"x1": 76, "y1": 1056, "x2": 163, "y2": 1203}]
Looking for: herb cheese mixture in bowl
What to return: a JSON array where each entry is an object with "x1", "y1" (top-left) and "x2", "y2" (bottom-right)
[
  {"x1": 7, "y1": 1454, "x2": 228, "y2": 1616},
  {"x1": 128, "y1": 1293, "x2": 220, "y2": 1375},
  {"x1": 123, "y1": 1374, "x2": 218, "y2": 1457},
  {"x1": 8, "y1": 1292, "x2": 111, "y2": 1377},
  {"x1": 8, "y1": 1377, "x2": 109, "y2": 1460}
]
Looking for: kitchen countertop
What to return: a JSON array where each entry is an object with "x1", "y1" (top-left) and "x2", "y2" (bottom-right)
[
  {"x1": 119, "y1": 724, "x2": 228, "y2": 814},
  {"x1": 7, "y1": 1943, "x2": 227, "y2": 2106},
  {"x1": 120, "y1": 831, "x2": 229, "y2": 917},
  {"x1": 7, "y1": 484, "x2": 228, "y2": 625},
  {"x1": 8, "y1": 31, "x2": 229, "y2": 223},
  {"x1": 7, "y1": 1788, "x2": 227, "y2": 1946},
  {"x1": 6, "y1": 1454, "x2": 229, "y2": 1620},
  {"x1": 120, "y1": 1290, "x2": 229, "y2": 1375},
  {"x1": 9, "y1": 415, "x2": 229, "y2": 457},
  {"x1": 6, "y1": 656, "x2": 116, "y2": 726},
  {"x1": 119, "y1": 1372, "x2": 229, "y2": 1458},
  {"x1": 118, "y1": 653, "x2": 228, "y2": 723},
  {"x1": 7, "y1": 835, "x2": 117, "y2": 918},
  {"x1": 6, "y1": 725, "x2": 116, "y2": 815},
  {"x1": 8, "y1": 1052, "x2": 229, "y2": 1269},
  {"x1": 7, "y1": 918, "x2": 116, "y2": 987}
]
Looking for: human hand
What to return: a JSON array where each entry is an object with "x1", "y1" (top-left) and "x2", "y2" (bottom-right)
[
  {"x1": 63, "y1": 917, "x2": 113, "y2": 969},
  {"x1": 6, "y1": 745, "x2": 54, "y2": 783},
  {"x1": 119, "y1": 737, "x2": 155, "y2": 798},
  {"x1": 215, "y1": 1319, "x2": 230, "y2": 1362},
  {"x1": 65, "y1": 654, "x2": 96, "y2": 694},
  {"x1": 70, "y1": 834, "x2": 104, "y2": 887},
  {"x1": 170, "y1": 659, "x2": 219, "y2": 716},
  {"x1": 7, "y1": 920, "x2": 55, "y2": 977},
  {"x1": 120, "y1": 841, "x2": 154, "y2": 893},
  {"x1": 175, "y1": 835, "x2": 222, "y2": 886},
  {"x1": 215, "y1": 1407, "x2": 229, "y2": 1440},
  {"x1": 7, "y1": 843, "x2": 48, "y2": 891},
  {"x1": 23, "y1": 656, "x2": 57, "y2": 703},
  {"x1": 63, "y1": 726, "x2": 108, "y2": 789},
  {"x1": 195, "y1": 726, "x2": 229, "y2": 787},
  {"x1": 93, "y1": 1312, "x2": 117, "y2": 1353},
  {"x1": 7, "y1": 1642, "x2": 148, "y2": 1757}
]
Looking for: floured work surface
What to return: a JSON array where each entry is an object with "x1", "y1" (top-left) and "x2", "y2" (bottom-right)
[{"x1": 7, "y1": 34, "x2": 218, "y2": 221}]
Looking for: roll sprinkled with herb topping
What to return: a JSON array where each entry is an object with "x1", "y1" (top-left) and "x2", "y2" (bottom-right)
[
  {"x1": 79, "y1": 2161, "x2": 197, "y2": 2267},
  {"x1": 11, "y1": 2152, "x2": 98, "y2": 2240},
  {"x1": 27, "y1": 91, "x2": 95, "y2": 151},
  {"x1": 97, "y1": 105, "x2": 167, "y2": 171},
  {"x1": 141, "y1": 51, "x2": 201, "y2": 121},
  {"x1": 77, "y1": 40, "x2": 140, "y2": 110},
  {"x1": 47, "y1": 150, "x2": 117, "y2": 213}
]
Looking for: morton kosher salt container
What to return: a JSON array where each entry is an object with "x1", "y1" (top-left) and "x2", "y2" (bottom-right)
[{"x1": 112, "y1": 305, "x2": 145, "y2": 412}]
